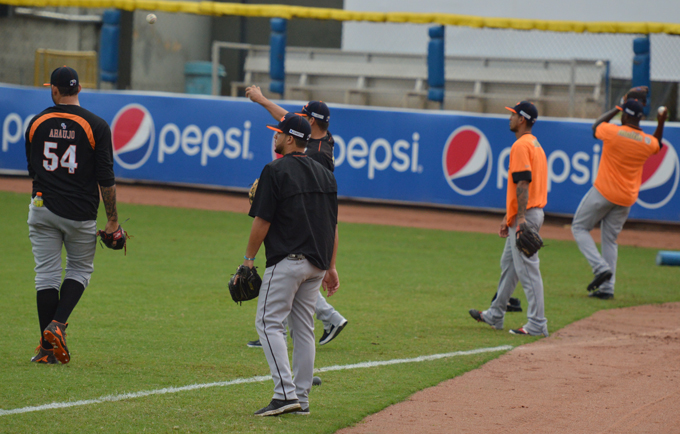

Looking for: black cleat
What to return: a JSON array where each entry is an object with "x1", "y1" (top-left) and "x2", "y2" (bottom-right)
[
  {"x1": 587, "y1": 271, "x2": 612, "y2": 292},
  {"x1": 247, "y1": 339, "x2": 262, "y2": 348},
  {"x1": 469, "y1": 309, "x2": 484, "y2": 322},
  {"x1": 588, "y1": 290, "x2": 614, "y2": 300},
  {"x1": 319, "y1": 319, "x2": 348, "y2": 346},
  {"x1": 31, "y1": 343, "x2": 58, "y2": 364},
  {"x1": 254, "y1": 399, "x2": 301, "y2": 416},
  {"x1": 292, "y1": 406, "x2": 310, "y2": 415}
]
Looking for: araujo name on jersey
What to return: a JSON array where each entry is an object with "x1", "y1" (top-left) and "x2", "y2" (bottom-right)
[{"x1": 48, "y1": 128, "x2": 75, "y2": 140}]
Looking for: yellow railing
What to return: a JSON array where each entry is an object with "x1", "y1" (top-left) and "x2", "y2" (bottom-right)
[
  {"x1": 34, "y1": 49, "x2": 98, "y2": 88},
  {"x1": 4, "y1": 0, "x2": 680, "y2": 35}
]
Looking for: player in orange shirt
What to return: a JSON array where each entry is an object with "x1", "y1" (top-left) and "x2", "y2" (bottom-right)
[
  {"x1": 469, "y1": 101, "x2": 549, "y2": 337},
  {"x1": 571, "y1": 94, "x2": 666, "y2": 299}
]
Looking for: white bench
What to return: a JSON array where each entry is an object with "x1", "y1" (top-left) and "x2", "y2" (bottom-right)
[{"x1": 223, "y1": 44, "x2": 607, "y2": 118}]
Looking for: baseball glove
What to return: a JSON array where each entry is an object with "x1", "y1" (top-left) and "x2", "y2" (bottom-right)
[
  {"x1": 228, "y1": 265, "x2": 262, "y2": 305},
  {"x1": 248, "y1": 178, "x2": 259, "y2": 205},
  {"x1": 622, "y1": 86, "x2": 648, "y2": 106},
  {"x1": 515, "y1": 223, "x2": 543, "y2": 258},
  {"x1": 96, "y1": 225, "x2": 127, "y2": 253},
  {"x1": 491, "y1": 293, "x2": 523, "y2": 312}
]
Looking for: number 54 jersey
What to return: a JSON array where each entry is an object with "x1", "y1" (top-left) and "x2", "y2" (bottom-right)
[{"x1": 25, "y1": 104, "x2": 115, "y2": 221}]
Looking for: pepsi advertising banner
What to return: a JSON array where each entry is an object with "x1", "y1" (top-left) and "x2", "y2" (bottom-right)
[{"x1": 1, "y1": 84, "x2": 679, "y2": 223}]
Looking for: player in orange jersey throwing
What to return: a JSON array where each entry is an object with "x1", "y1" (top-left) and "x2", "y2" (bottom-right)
[
  {"x1": 469, "y1": 101, "x2": 549, "y2": 337},
  {"x1": 572, "y1": 95, "x2": 666, "y2": 299}
]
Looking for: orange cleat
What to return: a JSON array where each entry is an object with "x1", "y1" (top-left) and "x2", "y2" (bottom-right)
[{"x1": 43, "y1": 321, "x2": 70, "y2": 364}]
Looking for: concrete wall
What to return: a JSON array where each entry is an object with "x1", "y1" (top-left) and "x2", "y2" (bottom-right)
[
  {"x1": 0, "y1": 0, "x2": 342, "y2": 95},
  {"x1": 0, "y1": 12, "x2": 99, "y2": 86},
  {"x1": 130, "y1": 10, "x2": 212, "y2": 93}
]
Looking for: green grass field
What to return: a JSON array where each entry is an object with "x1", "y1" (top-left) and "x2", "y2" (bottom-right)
[{"x1": 1, "y1": 190, "x2": 678, "y2": 433}]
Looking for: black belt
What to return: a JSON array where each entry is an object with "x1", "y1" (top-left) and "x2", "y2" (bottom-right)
[{"x1": 287, "y1": 253, "x2": 306, "y2": 260}]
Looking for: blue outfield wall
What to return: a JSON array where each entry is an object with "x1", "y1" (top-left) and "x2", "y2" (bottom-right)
[{"x1": 1, "y1": 84, "x2": 679, "y2": 223}]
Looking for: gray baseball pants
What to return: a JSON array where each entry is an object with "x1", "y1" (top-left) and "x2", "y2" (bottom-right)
[
  {"x1": 281, "y1": 290, "x2": 345, "y2": 333},
  {"x1": 27, "y1": 204, "x2": 97, "y2": 291},
  {"x1": 483, "y1": 208, "x2": 548, "y2": 337},
  {"x1": 256, "y1": 256, "x2": 325, "y2": 407},
  {"x1": 315, "y1": 292, "x2": 345, "y2": 331},
  {"x1": 571, "y1": 187, "x2": 630, "y2": 295}
]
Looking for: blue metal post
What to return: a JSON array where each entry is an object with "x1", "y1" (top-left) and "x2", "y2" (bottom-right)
[
  {"x1": 632, "y1": 36, "x2": 651, "y2": 116},
  {"x1": 269, "y1": 18, "x2": 287, "y2": 96},
  {"x1": 427, "y1": 25, "x2": 445, "y2": 106},
  {"x1": 99, "y1": 9, "x2": 121, "y2": 83}
]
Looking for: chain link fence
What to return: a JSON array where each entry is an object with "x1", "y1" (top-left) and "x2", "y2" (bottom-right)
[{"x1": 343, "y1": 21, "x2": 680, "y2": 119}]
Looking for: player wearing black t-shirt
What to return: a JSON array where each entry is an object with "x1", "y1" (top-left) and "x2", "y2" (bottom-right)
[
  {"x1": 25, "y1": 67, "x2": 121, "y2": 365},
  {"x1": 245, "y1": 86, "x2": 348, "y2": 349},
  {"x1": 244, "y1": 113, "x2": 340, "y2": 416}
]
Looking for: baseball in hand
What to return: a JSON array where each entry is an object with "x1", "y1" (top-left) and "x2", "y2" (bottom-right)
[
  {"x1": 658, "y1": 106, "x2": 667, "y2": 115},
  {"x1": 146, "y1": 13, "x2": 157, "y2": 24}
]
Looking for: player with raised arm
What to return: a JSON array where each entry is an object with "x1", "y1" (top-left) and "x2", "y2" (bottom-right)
[
  {"x1": 243, "y1": 85, "x2": 347, "y2": 348},
  {"x1": 571, "y1": 88, "x2": 666, "y2": 299}
]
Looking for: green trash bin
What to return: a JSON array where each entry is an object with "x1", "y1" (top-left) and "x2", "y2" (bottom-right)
[{"x1": 184, "y1": 61, "x2": 226, "y2": 95}]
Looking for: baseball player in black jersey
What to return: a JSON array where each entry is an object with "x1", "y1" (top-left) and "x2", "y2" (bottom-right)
[
  {"x1": 244, "y1": 85, "x2": 347, "y2": 348},
  {"x1": 243, "y1": 113, "x2": 340, "y2": 416},
  {"x1": 25, "y1": 66, "x2": 121, "y2": 364}
]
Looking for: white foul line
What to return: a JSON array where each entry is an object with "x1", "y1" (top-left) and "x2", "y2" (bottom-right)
[{"x1": 0, "y1": 345, "x2": 512, "y2": 417}]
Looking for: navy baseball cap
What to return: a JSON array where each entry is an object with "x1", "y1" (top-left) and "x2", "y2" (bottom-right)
[
  {"x1": 267, "y1": 112, "x2": 311, "y2": 141},
  {"x1": 300, "y1": 101, "x2": 330, "y2": 123},
  {"x1": 44, "y1": 66, "x2": 79, "y2": 88},
  {"x1": 505, "y1": 101, "x2": 538, "y2": 123},
  {"x1": 617, "y1": 98, "x2": 644, "y2": 118}
]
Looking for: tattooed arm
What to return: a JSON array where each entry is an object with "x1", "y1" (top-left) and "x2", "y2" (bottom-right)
[
  {"x1": 100, "y1": 185, "x2": 119, "y2": 233},
  {"x1": 516, "y1": 180, "x2": 530, "y2": 227}
]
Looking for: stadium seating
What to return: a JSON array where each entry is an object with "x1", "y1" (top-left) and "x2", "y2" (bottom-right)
[{"x1": 228, "y1": 44, "x2": 607, "y2": 118}]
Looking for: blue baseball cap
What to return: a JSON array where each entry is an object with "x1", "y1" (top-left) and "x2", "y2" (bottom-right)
[
  {"x1": 267, "y1": 112, "x2": 311, "y2": 141},
  {"x1": 300, "y1": 101, "x2": 330, "y2": 123},
  {"x1": 505, "y1": 101, "x2": 538, "y2": 123},
  {"x1": 44, "y1": 66, "x2": 79, "y2": 88},
  {"x1": 617, "y1": 98, "x2": 644, "y2": 118}
]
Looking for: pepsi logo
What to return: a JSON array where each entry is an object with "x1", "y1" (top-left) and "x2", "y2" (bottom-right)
[
  {"x1": 111, "y1": 104, "x2": 155, "y2": 170},
  {"x1": 442, "y1": 126, "x2": 493, "y2": 196},
  {"x1": 637, "y1": 139, "x2": 679, "y2": 209}
]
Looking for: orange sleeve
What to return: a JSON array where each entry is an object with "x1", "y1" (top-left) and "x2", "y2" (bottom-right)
[
  {"x1": 509, "y1": 140, "x2": 532, "y2": 176},
  {"x1": 595, "y1": 123, "x2": 616, "y2": 141}
]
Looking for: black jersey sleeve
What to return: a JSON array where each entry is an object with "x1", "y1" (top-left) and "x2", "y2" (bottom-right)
[
  {"x1": 25, "y1": 117, "x2": 36, "y2": 179},
  {"x1": 248, "y1": 164, "x2": 279, "y2": 222},
  {"x1": 94, "y1": 121, "x2": 115, "y2": 187},
  {"x1": 512, "y1": 170, "x2": 532, "y2": 183}
]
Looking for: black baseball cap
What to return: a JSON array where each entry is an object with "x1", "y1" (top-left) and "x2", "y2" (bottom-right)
[
  {"x1": 300, "y1": 101, "x2": 330, "y2": 123},
  {"x1": 505, "y1": 101, "x2": 538, "y2": 124},
  {"x1": 43, "y1": 66, "x2": 79, "y2": 88},
  {"x1": 267, "y1": 112, "x2": 311, "y2": 141},
  {"x1": 617, "y1": 98, "x2": 644, "y2": 118}
]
